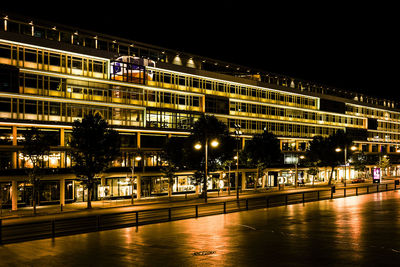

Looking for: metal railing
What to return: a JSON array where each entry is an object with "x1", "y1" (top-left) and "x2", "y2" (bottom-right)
[{"x1": 0, "y1": 181, "x2": 399, "y2": 245}]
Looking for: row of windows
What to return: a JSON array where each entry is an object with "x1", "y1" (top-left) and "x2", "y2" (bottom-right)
[
  {"x1": 378, "y1": 121, "x2": 400, "y2": 133},
  {"x1": 17, "y1": 73, "x2": 202, "y2": 110},
  {"x1": 346, "y1": 104, "x2": 400, "y2": 122},
  {"x1": 0, "y1": 42, "x2": 107, "y2": 78},
  {"x1": 149, "y1": 70, "x2": 318, "y2": 109},
  {"x1": 146, "y1": 110, "x2": 201, "y2": 130},
  {"x1": 368, "y1": 131, "x2": 400, "y2": 143},
  {"x1": 0, "y1": 97, "x2": 143, "y2": 127},
  {"x1": 2, "y1": 19, "x2": 167, "y2": 63},
  {"x1": 228, "y1": 118, "x2": 338, "y2": 138},
  {"x1": 230, "y1": 102, "x2": 364, "y2": 128}
]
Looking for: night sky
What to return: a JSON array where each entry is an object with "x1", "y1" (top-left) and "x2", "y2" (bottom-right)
[{"x1": 1, "y1": 2, "x2": 398, "y2": 100}]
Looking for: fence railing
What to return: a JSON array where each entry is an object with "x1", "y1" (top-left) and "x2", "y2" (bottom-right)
[{"x1": 0, "y1": 181, "x2": 399, "y2": 245}]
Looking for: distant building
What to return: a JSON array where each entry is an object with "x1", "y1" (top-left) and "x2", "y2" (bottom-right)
[{"x1": 0, "y1": 13, "x2": 399, "y2": 209}]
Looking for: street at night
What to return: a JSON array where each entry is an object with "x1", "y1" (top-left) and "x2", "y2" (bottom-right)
[{"x1": 1, "y1": 191, "x2": 400, "y2": 266}]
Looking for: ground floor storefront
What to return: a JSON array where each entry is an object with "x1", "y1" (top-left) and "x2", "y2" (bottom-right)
[{"x1": 1, "y1": 165, "x2": 399, "y2": 211}]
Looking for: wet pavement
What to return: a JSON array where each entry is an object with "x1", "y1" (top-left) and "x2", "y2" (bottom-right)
[{"x1": 1, "y1": 190, "x2": 400, "y2": 266}]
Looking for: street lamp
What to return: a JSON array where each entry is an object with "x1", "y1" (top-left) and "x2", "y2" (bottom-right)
[
  {"x1": 234, "y1": 124, "x2": 242, "y2": 200},
  {"x1": 131, "y1": 154, "x2": 142, "y2": 204},
  {"x1": 335, "y1": 145, "x2": 357, "y2": 187},
  {"x1": 194, "y1": 138, "x2": 219, "y2": 203},
  {"x1": 295, "y1": 155, "x2": 305, "y2": 188}
]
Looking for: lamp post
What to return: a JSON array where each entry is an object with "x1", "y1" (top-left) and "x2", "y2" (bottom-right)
[
  {"x1": 194, "y1": 138, "x2": 219, "y2": 203},
  {"x1": 234, "y1": 124, "x2": 242, "y2": 200},
  {"x1": 335, "y1": 145, "x2": 357, "y2": 187},
  {"x1": 131, "y1": 155, "x2": 142, "y2": 204},
  {"x1": 295, "y1": 155, "x2": 305, "y2": 188}
]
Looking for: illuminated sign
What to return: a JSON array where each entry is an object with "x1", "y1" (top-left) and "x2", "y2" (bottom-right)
[{"x1": 373, "y1": 168, "x2": 381, "y2": 183}]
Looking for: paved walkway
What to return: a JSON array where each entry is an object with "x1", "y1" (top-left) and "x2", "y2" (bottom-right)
[{"x1": 0, "y1": 179, "x2": 397, "y2": 224}]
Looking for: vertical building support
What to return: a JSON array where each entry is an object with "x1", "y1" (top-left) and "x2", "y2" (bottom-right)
[
  {"x1": 241, "y1": 171, "x2": 246, "y2": 190},
  {"x1": 136, "y1": 174, "x2": 141, "y2": 199},
  {"x1": 60, "y1": 128, "x2": 65, "y2": 168},
  {"x1": 11, "y1": 180, "x2": 17, "y2": 211},
  {"x1": 60, "y1": 178, "x2": 65, "y2": 207},
  {"x1": 12, "y1": 126, "x2": 17, "y2": 169}
]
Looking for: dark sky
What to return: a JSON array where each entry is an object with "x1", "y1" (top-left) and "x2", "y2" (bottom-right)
[{"x1": 1, "y1": 2, "x2": 398, "y2": 100}]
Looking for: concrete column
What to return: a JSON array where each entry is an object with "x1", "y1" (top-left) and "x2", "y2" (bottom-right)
[
  {"x1": 60, "y1": 129, "x2": 65, "y2": 168},
  {"x1": 11, "y1": 180, "x2": 18, "y2": 211},
  {"x1": 137, "y1": 132, "x2": 141, "y2": 149},
  {"x1": 60, "y1": 178, "x2": 65, "y2": 206},
  {"x1": 136, "y1": 174, "x2": 141, "y2": 199},
  {"x1": 262, "y1": 171, "x2": 268, "y2": 188},
  {"x1": 12, "y1": 126, "x2": 17, "y2": 169},
  {"x1": 241, "y1": 171, "x2": 246, "y2": 190}
]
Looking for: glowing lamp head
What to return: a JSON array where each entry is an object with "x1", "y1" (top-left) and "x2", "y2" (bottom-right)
[
  {"x1": 210, "y1": 139, "x2": 219, "y2": 148},
  {"x1": 135, "y1": 155, "x2": 142, "y2": 161},
  {"x1": 194, "y1": 143, "x2": 202, "y2": 150},
  {"x1": 335, "y1": 148, "x2": 342, "y2": 152}
]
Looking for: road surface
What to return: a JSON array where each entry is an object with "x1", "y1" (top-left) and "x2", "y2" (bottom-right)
[{"x1": 1, "y1": 190, "x2": 400, "y2": 266}]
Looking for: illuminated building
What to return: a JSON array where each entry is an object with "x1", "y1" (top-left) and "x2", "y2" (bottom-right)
[{"x1": 0, "y1": 13, "x2": 399, "y2": 209}]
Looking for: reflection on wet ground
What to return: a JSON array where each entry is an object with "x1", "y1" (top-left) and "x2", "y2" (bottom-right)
[{"x1": 1, "y1": 191, "x2": 400, "y2": 266}]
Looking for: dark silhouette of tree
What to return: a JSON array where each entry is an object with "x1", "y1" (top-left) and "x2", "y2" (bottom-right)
[
  {"x1": 70, "y1": 113, "x2": 120, "y2": 209},
  {"x1": 21, "y1": 127, "x2": 50, "y2": 215},
  {"x1": 242, "y1": 130, "x2": 281, "y2": 189},
  {"x1": 306, "y1": 129, "x2": 353, "y2": 185}
]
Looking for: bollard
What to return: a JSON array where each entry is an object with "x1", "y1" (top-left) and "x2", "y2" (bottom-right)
[
  {"x1": 195, "y1": 205, "x2": 198, "y2": 218},
  {"x1": 136, "y1": 211, "x2": 139, "y2": 226},
  {"x1": 367, "y1": 186, "x2": 369, "y2": 194},
  {"x1": 223, "y1": 202, "x2": 226, "y2": 214},
  {"x1": 356, "y1": 187, "x2": 358, "y2": 196},
  {"x1": 344, "y1": 188, "x2": 346, "y2": 197}
]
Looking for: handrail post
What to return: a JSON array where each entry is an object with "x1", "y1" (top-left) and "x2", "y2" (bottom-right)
[
  {"x1": 195, "y1": 205, "x2": 198, "y2": 218},
  {"x1": 246, "y1": 199, "x2": 249, "y2": 210},
  {"x1": 377, "y1": 185, "x2": 379, "y2": 192},
  {"x1": 136, "y1": 211, "x2": 139, "y2": 226},
  {"x1": 168, "y1": 208, "x2": 172, "y2": 221},
  {"x1": 302, "y1": 192, "x2": 305, "y2": 203},
  {"x1": 386, "y1": 184, "x2": 388, "y2": 191},
  {"x1": 285, "y1": 195, "x2": 288, "y2": 205},
  {"x1": 344, "y1": 188, "x2": 346, "y2": 197},
  {"x1": 223, "y1": 202, "x2": 226, "y2": 214},
  {"x1": 356, "y1": 187, "x2": 358, "y2": 196},
  {"x1": 317, "y1": 191, "x2": 320, "y2": 201},
  {"x1": 367, "y1": 186, "x2": 369, "y2": 194},
  {"x1": 266, "y1": 197, "x2": 269, "y2": 208}
]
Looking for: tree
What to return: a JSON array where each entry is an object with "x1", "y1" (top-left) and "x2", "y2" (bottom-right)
[
  {"x1": 70, "y1": 113, "x2": 120, "y2": 209},
  {"x1": 21, "y1": 128, "x2": 51, "y2": 215},
  {"x1": 306, "y1": 130, "x2": 353, "y2": 185},
  {"x1": 242, "y1": 130, "x2": 281, "y2": 190},
  {"x1": 351, "y1": 151, "x2": 367, "y2": 179},
  {"x1": 187, "y1": 115, "x2": 235, "y2": 202}
]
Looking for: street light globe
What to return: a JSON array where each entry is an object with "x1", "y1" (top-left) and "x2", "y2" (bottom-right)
[
  {"x1": 194, "y1": 143, "x2": 202, "y2": 150},
  {"x1": 211, "y1": 139, "x2": 219, "y2": 147},
  {"x1": 299, "y1": 155, "x2": 305, "y2": 159},
  {"x1": 234, "y1": 155, "x2": 238, "y2": 160},
  {"x1": 335, "y1": 148, "x2": 342, "y2": 152},
  {"x1": 350, "y1": 145, "x2": 357, "y2": 151},
  {"x1": 135, "y1": 155, "x2": 142, "y2": 161}
]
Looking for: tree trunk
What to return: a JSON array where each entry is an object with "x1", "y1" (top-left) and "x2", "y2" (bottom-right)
[
  {"x1": 328, "y1": 166, "x2": 335, "y2": 185},
  {"x1": 168, "y1": 177, "x2": 172, "y2": 200},
  {"x1": 87, "y1": 187, "x2": 92, "y2": 209}
]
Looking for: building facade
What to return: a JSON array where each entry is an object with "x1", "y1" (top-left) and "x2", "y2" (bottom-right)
[{"x1": 1, "y1": 13, "x2": 399, "y2": 209}]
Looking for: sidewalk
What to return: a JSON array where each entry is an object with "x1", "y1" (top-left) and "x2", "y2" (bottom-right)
[{"x1": 0, "y1": 179, "x2": 396, "y2": 223}]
